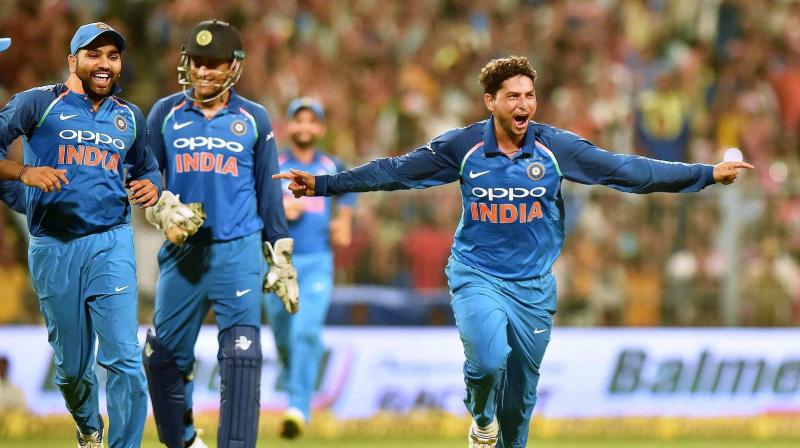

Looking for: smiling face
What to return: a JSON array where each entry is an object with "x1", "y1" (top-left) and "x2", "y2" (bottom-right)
[
  {"x1": 189, "y1": 56, "x2": 232, "y2": 101},
  {"x1": 68, "y1": 34, "x2": 122, "y2": 100},
  {"x1": 485, "y1": 74, "x2": 537, "y2": 143},
  {"x1": 288, "y1": 108, "x2": 326, "y2": 150}
]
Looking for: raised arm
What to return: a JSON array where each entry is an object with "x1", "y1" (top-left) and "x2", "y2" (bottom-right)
[
  {"x1": 549, "y1": 129, "x2": 750, "y2": 193},
  {"x1": 274, "y1": 136, "x2": 463, "y2": 198}
]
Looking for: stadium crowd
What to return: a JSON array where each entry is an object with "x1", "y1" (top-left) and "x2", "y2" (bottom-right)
[{"x1": 0, "y1": 0, "x2": 798, "y2": 327}]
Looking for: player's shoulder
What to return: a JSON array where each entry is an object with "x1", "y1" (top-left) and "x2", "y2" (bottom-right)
[
  {"x1": 439, "y1": 120, "x2": 486, "y2": 143},
  {"x1": 11, "y1": 83, "x2": 64, "y2": 105},
  {"x1": 231, "y1": 93, "x2": 270, "y2": 119},
  {"x1": 530, "y1": 121, "x2": 583, "y2": 146},
  {"x1": 530, "y1": 122, "x2": 600, "y2": 162},
  {"x1": 152, "y1": 92, "x2": 187, "y2": 112},
  {"x1": 147, "y1": 92, "x2": 187, "y2": 124},
  {"x1": 428, "y1": 119, "x2": 487, "y2": 156},
  {"x1": 532, "y1": 121, "x2": 569, "y2": 136},
  {"x1": 111, "y1": 95, "x2": 145, "y2": 116}
]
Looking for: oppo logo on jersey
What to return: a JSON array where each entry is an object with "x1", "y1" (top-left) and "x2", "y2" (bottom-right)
[
  {"x1": 174, "y1": 153, "x2": 238, "y2": 177},
  {"x1": 59, "y1": 129, "x2": 126, "y2": 150},
  {"x1": 471, "y1": 186, "x2": 547, "y2": 201},
  {"x1": 469, "y1": 186, "x2": 546, "y2": 223},
  {"x1": 173, "y1": 136, "x2": 244, "y2": 153}
]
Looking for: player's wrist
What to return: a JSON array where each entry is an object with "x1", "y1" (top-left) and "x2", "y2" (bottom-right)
[
  {"x1": 314, "y1": 175, "x2": 328, "y2": 196},
  {"x1": 17, "y1": 164, "x2": 30, "y2": 182}
]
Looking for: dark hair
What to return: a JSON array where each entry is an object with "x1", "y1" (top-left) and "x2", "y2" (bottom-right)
[{"x1": 479, "y1": 56, "x2": 537, "y2": 96}]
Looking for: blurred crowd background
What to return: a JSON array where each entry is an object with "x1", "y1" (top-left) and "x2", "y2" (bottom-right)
[{"x1": 0, "y1": 0, "x2": 798, "y2": 327}]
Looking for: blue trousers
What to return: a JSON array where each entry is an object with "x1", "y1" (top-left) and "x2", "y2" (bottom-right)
[
  {"x1": 153, "y1": 231, "x2": 263, "y2": 441},
  {"x1": 446, "y1": 257, "x2": 553, "y2": 448},
  {"x1": 29, "y1": 225, "x2": 147, "y2": 448},
  {"x1": 264, "y1": 251, "x2": 333, "y2": 417}
]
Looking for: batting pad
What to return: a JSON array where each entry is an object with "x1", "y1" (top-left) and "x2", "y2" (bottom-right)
[
  {"x1": 143, "y1": 331, "x2": 188, "y2": 448},
  {"x1": 218, "y1": 325, "x2": 262, "y2": 448}
]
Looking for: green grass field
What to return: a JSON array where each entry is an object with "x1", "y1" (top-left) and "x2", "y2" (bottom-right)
[
  {"x1": 1, "y1": 436, "x2": 800, "y2": 447},
  {"x1": 2, "y1": 412, "x2": 799, "y2": 447}
]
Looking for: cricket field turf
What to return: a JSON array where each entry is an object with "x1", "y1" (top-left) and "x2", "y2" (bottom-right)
[
  {"x1": 1, "y1": 412, "x2": 799, "y2": 447},
  {"x1": 0, "y1": 436, "x2": 799, "y2": 447}
]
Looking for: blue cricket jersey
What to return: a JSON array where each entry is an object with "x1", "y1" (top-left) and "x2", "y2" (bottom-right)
[
  {"x1": 278, "y1": 149, "x2": 356, "y2": 254},
  {"x1": 0, "y1": 180, "x2": 25, "y2": 214},
  {"x1": 315, "y1": 118, "x2": 715, "y2": 281},
  {"x1": 0, "y1": 84, "x2": 162, "y2": 238},
  {"x1": 147, "y1": 90, "x2": 288, "y2": 244}
]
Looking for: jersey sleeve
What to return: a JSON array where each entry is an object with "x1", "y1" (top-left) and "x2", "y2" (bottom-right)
[
  {"x1": 0, "y1": 180, "x2": 25, "y2": 214},
  {"x1": 145, "y1": 98, "x2": 170, "y2": 171},
  {"x1": 0, "y1": 89, "x2": 49, "y2": 161},
  {"x1": 549, "y1": 128, "x2": 715, "y2": 193},
  {"x1": 252, "y1": 106, "x2": 289, "y2": 244},
  {"x1": 124, "y1": 104, "x2": 163, "y2": 193},
  {"x1": 316, "y1": 130, "x2": 463, "y2": 196},
  {"x1": 332, "y1": 157, "x2": 357, "y2": 208}
]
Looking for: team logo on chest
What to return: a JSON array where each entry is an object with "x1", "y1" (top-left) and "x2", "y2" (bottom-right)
[
  {"x1": 231, "y1": 120, "x2": 247, "y2": 136},
  {"x1": 114, "y1": 115, "x2": 127, "y2": 132},
  {"x1": 527, "y1": 162, "x2": 545, "y2": 181}
]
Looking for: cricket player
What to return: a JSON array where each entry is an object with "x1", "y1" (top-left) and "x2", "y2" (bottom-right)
[
  {"x1": 143, "y1": 19, "x2": 298, "y2": 448},
  {"x1": 265, "y1": 98, "x2": 355, "y2": 438},
  {"x1": 0, "y1": 38, "x2": 23, "y2": 215},
  {"x1": 275, "y1": 56, "x2": 753, "y2": 448},
  {"x1": 0, "y1": 23, "x2": 162, "y2": 448}
]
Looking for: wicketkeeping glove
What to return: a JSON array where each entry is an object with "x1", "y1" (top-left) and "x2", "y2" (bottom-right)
[
  {"x1": 263, "y1": 237, "x2": 299, "y2": 314},
  {"x1": 145, "y1": 190, "x2": 206, "y2": 245}
]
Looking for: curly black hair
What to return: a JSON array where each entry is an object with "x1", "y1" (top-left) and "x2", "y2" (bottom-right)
[{"x1": 479, "y1": 56, "x2": 537, "y2": 96}]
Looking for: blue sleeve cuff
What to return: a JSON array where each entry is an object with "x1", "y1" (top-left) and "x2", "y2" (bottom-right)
[
  {"x1": 704, "y1": 164, "x2": 715, "y2": 186},
  {"x1": 315, "y1": 174, "x2": 329, "y2": 196}
]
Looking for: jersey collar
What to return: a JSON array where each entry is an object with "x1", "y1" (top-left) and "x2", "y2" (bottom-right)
[
  {"x1": 60, "y1": 82, "x2": 123, "y2": 101},
  {"x1": 481, "y1": 115, "x2": 537, "y2": 158}
]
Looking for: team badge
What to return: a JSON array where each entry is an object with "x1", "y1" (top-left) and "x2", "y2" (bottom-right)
[
  {"x1": 114, "y1": 115, "x2": 127, "y2": 132},
  {"x1": 96, "y1": 23, "x2": 110, "y2": 30},
  {"x1": 231, "y1": 120, "x2": 247, "y2": 136},
  {"x1": 196, "y1": 30, "x2": 213, "y2": 46},
  {"x1": 527, "y1": 162, "x2": 545, "y2": 181}
]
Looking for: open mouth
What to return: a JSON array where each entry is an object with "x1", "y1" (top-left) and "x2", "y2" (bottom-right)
[
  {"x1": 91, "y1": 72, "x2": 112, "y2": 88},
  {"x1": 513, "y1": 114, "x2": 529, "y2": 129}
]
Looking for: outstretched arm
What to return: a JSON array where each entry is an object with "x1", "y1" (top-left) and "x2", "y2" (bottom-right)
[
  {"x1": 713, "y1": 161, "x2": 754, "y2": 184},
  {"x1": 550, "y1": 129, "x2": 752, "y2": 192},
  {"x1": 273, "y1": 169, "x2": 317, "y2": 198},
  {"x1": 273, "y1": 140, "x2": 462, "y2": 198}
]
